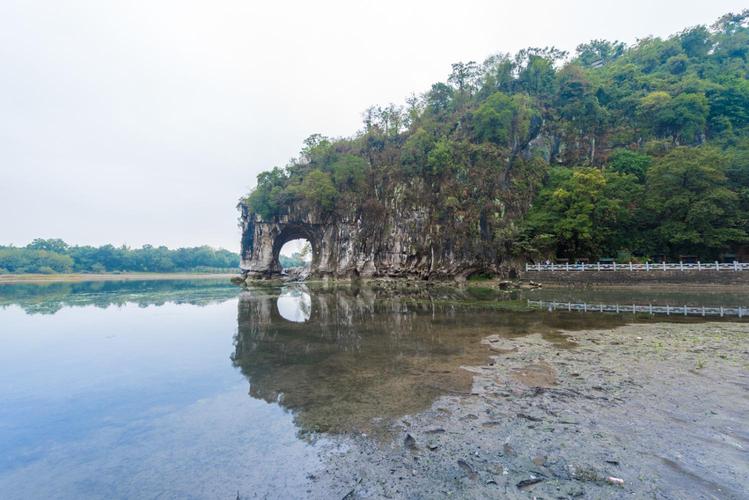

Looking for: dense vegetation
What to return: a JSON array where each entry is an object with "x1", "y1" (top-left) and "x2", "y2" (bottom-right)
[
  {"x1": 0, "y1": 239, "x2": 238, "y2": 274},
  {"x1": 244, "y1": 11, "x2": 749, "y2": 262},
  {"x1": 279, "y1": 253, "x2": 308, "y2": 269}
]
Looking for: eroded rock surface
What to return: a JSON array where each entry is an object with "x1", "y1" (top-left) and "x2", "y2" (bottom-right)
[{"x1": 238, "y1": 203, "x2": 519, "y2": 280}]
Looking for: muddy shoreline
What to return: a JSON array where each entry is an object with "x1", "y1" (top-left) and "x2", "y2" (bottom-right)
[{"x1": 305, "y1": 321, "x2": 749, "y2": 499}]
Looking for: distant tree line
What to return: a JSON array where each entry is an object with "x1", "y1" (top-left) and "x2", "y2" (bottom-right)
[
  {"x1": 0, "y1": 239, "x2": 239, "y2": 274},
  {"x1": 243, "y1": 11, "x2": 749, "y2": 262}
]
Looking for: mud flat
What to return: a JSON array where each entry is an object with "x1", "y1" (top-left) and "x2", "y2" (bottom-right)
[{"x1": 308, "y1": 321, "x2": 749, "y2": 499}]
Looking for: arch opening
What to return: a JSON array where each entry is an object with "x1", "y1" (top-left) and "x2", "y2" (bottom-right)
[
  {"x1": 269, "y1": 224, "x2": 321, "y2": 278},
  {"x1": 278, "y1": 238, "x2": 312, "y2": 273}
]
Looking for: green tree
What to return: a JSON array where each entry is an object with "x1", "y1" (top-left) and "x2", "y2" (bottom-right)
[
  {"x1": 246, "y1": 167, "x2": 288, "y2": 219},
  {"x1": 474, "y1": 92, "x2": 538, "y2": 149},
  {"x1": 608, "y1": 149, "x2": 652, "y2": 182},
  {"x1": 575, "y1": 39, "x2": 626, "y2": 67},
  {"x1": 643, "y1": 147, "x2": 747, "y2": 256},
  {"x1": 299, "y1": 170, "x2": 337, "y2": 210},
  {"x1": 523, "y1": 168, "x2": 639, "y2": 258},
  {"x1": 26, "y1": 238, "x2": 69, "y2": 254},
  {"x1": 331, "y1": 155, "x2": 368, "y2": 191}
]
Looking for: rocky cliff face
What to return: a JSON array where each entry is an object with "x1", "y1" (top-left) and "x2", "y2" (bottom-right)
[{"x1": 238, "y1": 197, "x2": 522, "y2": 280}]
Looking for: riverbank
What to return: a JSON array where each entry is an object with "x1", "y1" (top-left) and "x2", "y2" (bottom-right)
[
  {"x1": 0, "y1": 272, "x2": 235, "y2": 284},
  {"x1": 308, "y1": 321, "x2": 749, "y2": 499}
]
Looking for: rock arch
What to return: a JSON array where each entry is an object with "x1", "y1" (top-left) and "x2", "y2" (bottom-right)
[
  {"x1": 237, "y1": 202, "x2": 516, "y2": 279},
  {"x1": 239, "y1": 207, "x2": 339, "y2": 278}
]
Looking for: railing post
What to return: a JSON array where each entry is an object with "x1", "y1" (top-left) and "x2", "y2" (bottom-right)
[
  {"x1": 663, "y1": 261, "x2": 667, "y2": 271},
  {"x1": 597, "y1": 262, "x2": 601, "y2": 271},
  {"x1": 613, "y1": 261, "x2": 617, "y2": 271},
  {"x1": 715, "y1": 261, "x2": 719, "y2": 271},
  {"x1": 551, "y1": 262, "x2": 555, "y2": 271},
  {"x1": 698, "y1": 261, "x2": 701, "y2": 271},
  {"x1": 537, "y1": 262, "x2": 541, "y2": 272},
  {"x1": 646, "y1": 261, "x2": 650, "y2": 272},
  {"x1": 565, "y1": 262, "x2": 569, "y2": 271},
  {"x1": 581, "y1": 262, "x2": 585, "y2": 271},
  {"x1": 680, "y1": 261, "x2": 684, "y2": 271},
  {"x1": 629, "y1": 262, "x2": 633, "y2": 271},
  {"x1": 734, "y1": 261, "x2": 738, "y2": 272}
]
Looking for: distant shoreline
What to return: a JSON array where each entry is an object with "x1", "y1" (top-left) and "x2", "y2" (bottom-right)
[{"x1": 0, "y1": 272, "x2": 237, "y2": 284}]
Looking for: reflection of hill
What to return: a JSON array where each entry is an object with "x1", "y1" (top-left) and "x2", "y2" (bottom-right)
[
  {"x1": 0, "y1": 279, "x2": 239, "y2": 315},
  {"x1": 231, "y1": 284, "x2": 630, "y2": 436}
]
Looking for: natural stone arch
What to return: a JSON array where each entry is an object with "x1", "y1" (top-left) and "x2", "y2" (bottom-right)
[
  {"x1": 271, "y1": 224, "x2": 321, "y2": 274},
  {"x1": 238, "y1": 207, "x2": 337, "y2": 278},
  {"x1": 237, "y1": 202, "x2": 515, "y2": 279}
]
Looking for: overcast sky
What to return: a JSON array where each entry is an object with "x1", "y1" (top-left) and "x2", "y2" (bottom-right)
[{"x1": 1, "y1": 1, "x2": 745, "y2": 251}]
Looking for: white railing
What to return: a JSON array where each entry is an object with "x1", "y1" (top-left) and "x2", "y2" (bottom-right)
[
  {"x1": 527, "y1": 300, "x2": 747, "y2": 318},
  {"x1": 525, "y1": 261, "x2": 749, "y2": 272}
]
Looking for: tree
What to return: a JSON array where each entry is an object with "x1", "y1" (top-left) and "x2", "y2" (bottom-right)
[
  {"x1": 522, "y1": 168, "x2": 640, "y2": 258},
  {"x1": 515, "y1": 47, "x2": 566, "y2": 97},
  {"x1": 575, "y1": 39, "x2": 626, "y2": 67},
  {"x1": 26, "y1": 238, "x2": 68, "y2": 254},
  {"x1": 473, "y1": 92, "x2": 539, "y2": 149},
  {"x1": 299, "y1": 170, "x2": 337, "y2": 211},
  {"x1": 425, "y1": 82, "x2": 454, "y2": 115},
  {"x1": 643, "y1": 147, "x2": 747, "y2": 256},
  {"x1": 246, "y1": 167, "x2": 288, "y2": 219},
  {"x1": 678, "y1": 26, "x2": 712, "y2": 58},
  {"x1": 608, "y1": 149, "x2": 652, "y2": 182},
  {"x1": 637, "y1": 92, "x2": 708, "y2": 144},
  {"x1": 448, "y1": 61, "x2": 481, "y2": 93},
  {"x1": 331, "y1": 155, "x2": 368, "y2": 191},
  {"x1": 426, "y1": 139, "x2": 453, "y2": 176}
]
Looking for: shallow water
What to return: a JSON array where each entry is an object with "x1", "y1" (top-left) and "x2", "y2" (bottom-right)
[{"x1": 0, "y1": 280, "x2": 746, "y2": 498}]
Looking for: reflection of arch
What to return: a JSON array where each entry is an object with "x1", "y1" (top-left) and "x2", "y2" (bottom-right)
[{"x1": 276, "y1": 286, "x2": 312, "y2": 322}]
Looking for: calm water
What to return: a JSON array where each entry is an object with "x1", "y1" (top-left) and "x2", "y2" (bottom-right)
[{"x1": 0, "y1": 279, "x2": 747, "y2": 499}]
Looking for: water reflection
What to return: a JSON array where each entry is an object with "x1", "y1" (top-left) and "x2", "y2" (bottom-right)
[
  {"x1": 0, "y1": 279, "x2": 238, "y2": 314},
  {"x1": 1, "y1": 280, "x2": 747, "y2": 498},
  {"x1": 276, "y1": 285, "x2": 312, "y2": 322},
  {"x1": 231, "y1": 284, "x2": 631, "y2": 436}
]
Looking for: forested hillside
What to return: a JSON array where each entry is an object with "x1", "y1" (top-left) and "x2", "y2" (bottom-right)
[
  {"x1": 0, "y1": 239, "x2": 238, "y2": 274},
  {"x1": 244, "y1": 11, "x2": 749, "y2": 262}
]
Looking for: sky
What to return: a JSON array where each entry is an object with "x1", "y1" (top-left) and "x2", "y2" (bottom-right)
[{"x1": 1, "y1": 1, "x2": 746, "y2": 252}]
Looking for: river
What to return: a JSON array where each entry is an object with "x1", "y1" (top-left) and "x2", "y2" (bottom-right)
[{"x1": 1, "y1": 279, "x2": 747, "y2": 498}]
